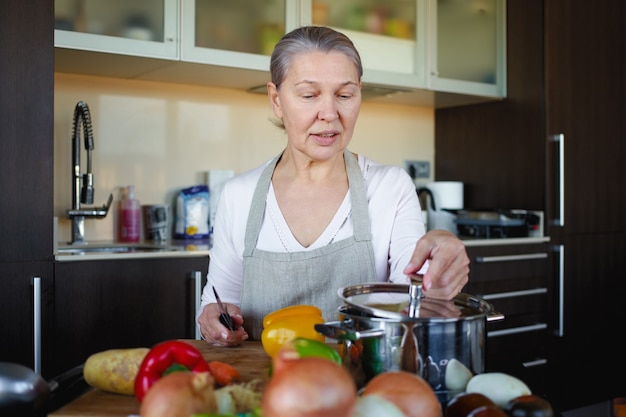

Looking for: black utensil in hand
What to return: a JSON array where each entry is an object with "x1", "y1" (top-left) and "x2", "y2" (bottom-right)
[{"x1": 212, "y1": 286, "x2": 235, "y2": 331}]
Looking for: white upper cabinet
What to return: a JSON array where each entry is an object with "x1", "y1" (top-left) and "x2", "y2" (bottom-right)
[
  {"x1": 303, "y1": 0, "x2": 427, "y2": 92},
  {"x1": 180, "y1": 0, "x2": 293, "y2": 70},
  {"x1": 54, "y1": 0, "x2": 178, "y2": 59},
  {"x1": 53, "y1": 0, "x2": 506, "y2": 107},
  {"x1": 427, "y1": 0, "x2": 506, "y2": 98}
]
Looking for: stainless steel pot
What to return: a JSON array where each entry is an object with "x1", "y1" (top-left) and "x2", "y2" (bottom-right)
[{"x1": 315, "y1": 283, "x2": 503, "y2": 403}]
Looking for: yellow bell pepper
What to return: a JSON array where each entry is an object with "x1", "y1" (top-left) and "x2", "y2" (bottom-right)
[
  {"x1": 261, "y1": 305, "x2": 325, "y2": 358},
  {"x1": 263, "y1": 305, "x2": 323, "y2": 328}
]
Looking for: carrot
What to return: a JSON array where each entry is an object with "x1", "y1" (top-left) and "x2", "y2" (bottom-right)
[{"x1": 208, "y1": 360, "x2": 241, "y2": 387}]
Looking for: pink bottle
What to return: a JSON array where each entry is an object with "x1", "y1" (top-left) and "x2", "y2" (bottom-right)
[{"x1": 118, "y1": 185, "x2": 141, "y2": 243}]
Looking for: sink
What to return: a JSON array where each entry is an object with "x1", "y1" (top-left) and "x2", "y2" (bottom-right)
[{"x1": 56, "y1": 243, "x2": 181, "y2": 255}]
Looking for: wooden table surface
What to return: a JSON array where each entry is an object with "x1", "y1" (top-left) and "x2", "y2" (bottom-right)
[{"x1": 50, "y1": 340, "x2": 272, "y2": 417}]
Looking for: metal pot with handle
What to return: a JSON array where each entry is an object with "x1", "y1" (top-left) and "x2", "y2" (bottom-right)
[
  {"x1": 315, "y1": 283, "x2": 504, "y2": 404},
  {"x1": 0, "y1": 362, "x2": 86, "y2": 416}
]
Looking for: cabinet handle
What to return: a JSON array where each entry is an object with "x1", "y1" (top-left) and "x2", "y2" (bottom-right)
[
  {"x1": 522, "y1": 358, "x2": 547, "y2": 368},
  {"x1": 32, "y1": 276, "x2": 42, "y2": 375},
  {"x1": 548, "y1": 133, "x2": 565, "y2": 226},
  {"x1": 553, "y1": 244, "x2": 564, "y2": 337},
  {"x1": 475, "y1": 253, "x2": 548, "y2": 263},
  {"x1": 481, "y1": 287, "x2": 547, "y2": 300},
  {"x1": 192, "y1": 271, "x2": 202, "y2": 340},
  {"x1": 488, "y1": 323, "x2": 547, "y2": 337}
]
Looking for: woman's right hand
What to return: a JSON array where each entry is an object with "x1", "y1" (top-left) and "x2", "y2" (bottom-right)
[{"x1": 198, "y1": 303, "x2": 249, "y2": 347}]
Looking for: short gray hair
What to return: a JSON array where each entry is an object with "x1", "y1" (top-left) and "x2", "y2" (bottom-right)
[{"x1": 270, "y1": 26, "x2": 363, "y2": 89}]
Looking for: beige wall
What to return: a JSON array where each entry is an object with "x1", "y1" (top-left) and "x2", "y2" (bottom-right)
[{"x1": 54, "y1": 73, "x2": 434, "y2": 243}]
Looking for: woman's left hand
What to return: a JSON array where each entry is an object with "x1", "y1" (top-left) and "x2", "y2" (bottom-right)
[{"x1": 403, "y1": 229, "x2": 469, "y2": 300}]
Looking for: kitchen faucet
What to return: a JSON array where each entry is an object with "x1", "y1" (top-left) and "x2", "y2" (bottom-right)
[{"x1": 66, "y1": 101, "x2": 112, "y2": 244}]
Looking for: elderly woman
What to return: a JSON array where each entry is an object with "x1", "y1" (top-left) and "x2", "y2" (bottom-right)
[{"x1": 198, "y1": 26, "x2": 469, "y2": 346}]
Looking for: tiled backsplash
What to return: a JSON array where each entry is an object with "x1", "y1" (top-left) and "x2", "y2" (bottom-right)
[{"x1": 54, "y1": 73, "x2": 435, "y2": 243}]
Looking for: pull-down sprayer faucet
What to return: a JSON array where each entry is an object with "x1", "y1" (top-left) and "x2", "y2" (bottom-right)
[{"x1": 66, "y1": 101, "x2": 112, "y2": 244}]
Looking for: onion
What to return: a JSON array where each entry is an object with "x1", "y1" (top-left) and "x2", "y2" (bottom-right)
[
  {"x1": 139, "y1": 371, "x2": 217, "y2": 417},
  {"x1": 361, "y1": 371, "x2": 442, "y2": 417},
  {"x1": 465, "y1": 372, "x2": 531, "y2": 408},
  {"x1": 445, "y1": 358, "x2": 473, "y2": 392},
  {"x1": 445, "y1": 392, "x2": 495, "y2": 417},
  {"x1": 261, "y1": 356, "x2": 357, "y2": 417}
]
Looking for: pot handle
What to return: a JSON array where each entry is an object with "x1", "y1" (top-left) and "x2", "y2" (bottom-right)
[
  {"x1": 314, "y1": 322, "x2": 385, "y2": 342},
  {"x1": 487, "y1": 310, "x2": 505, "y2": 322}
]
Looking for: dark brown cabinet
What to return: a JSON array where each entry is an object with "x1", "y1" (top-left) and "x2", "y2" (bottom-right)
[
  {"x1": 51, "y1": 257, "x2": 208, "y2": 377},
  {"x1": 543, "y1": 1, "x2": 625, "y2": 411},
  {"x1": 435, "y1": 0, "x2": 625, "y2": 412},
  {"x1": 0, "y1": 0, "x2": 55, "y2": 378},
  {"x1": 0, "y1": 263, "x2": 54, "y2": 373},
  {"x1": 462, "y1": 242, "x2": 550, "y2": 396}
]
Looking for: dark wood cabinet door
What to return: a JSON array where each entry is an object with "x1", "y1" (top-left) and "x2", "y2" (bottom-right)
[
  {"x1": 52, "y1": 257, "x2": 208, "y2": 376},
  {"x1": 0, "y1": 0, "x2": 54, "y2": 263},
  {"x1": 544, "y1": 0, "x2": 625, "y2": 235},
  {"x1": 0, "y1": 0, "x2": 55, "y2": 381},
  {"x1": 546, "y1": 233, "x2": 626, "y2": 411},
  {"x1": 0, "y1": 262, "x2": 54, "y2": 377}
]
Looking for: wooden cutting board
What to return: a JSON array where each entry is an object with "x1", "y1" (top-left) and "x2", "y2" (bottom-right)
[{"x1": 50, "y1": 340, "x2": 272, "y2": 417}]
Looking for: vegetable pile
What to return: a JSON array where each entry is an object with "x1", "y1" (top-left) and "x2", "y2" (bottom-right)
[
  {"x1": 80, "y1": 305, "x2": 555, "y2": 417},
  {"x1": 82, "y1": 340, "x2": 257, "y2": 417}
]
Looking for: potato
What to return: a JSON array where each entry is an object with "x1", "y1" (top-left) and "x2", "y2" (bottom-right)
[{"x1": 83, "y1": 347, "x2": 149, "y2": 395}]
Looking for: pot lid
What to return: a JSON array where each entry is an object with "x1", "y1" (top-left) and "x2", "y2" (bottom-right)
[{"x1": 338, "y1": 282, "x2": 499, "y2": 322}]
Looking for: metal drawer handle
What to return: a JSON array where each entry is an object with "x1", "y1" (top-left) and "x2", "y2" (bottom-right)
[
  {"x1": 548, "y1": 133, "x2": 565, "y2": 227},
  {"x1": 481, "y1": 288, "x2": 548, "y2": 300},
  {"x1": 192, "y1": 271, "x2": 202, "y2": 340},
  {"x1": 475, "y1": 253, "x2": 548, "y2": 263},
  {"x1": 32, "y1": 276, "x2": 42, "y2": 375},
  {"x1": 488, "y1": 323, "x2": 548, "y2": 337},
  {"x1": 555, "y1": 244, "x2": 564, "y2": 337},
  {"x1": 522, "y1": 358, "x2": 548, "y2": 368}
]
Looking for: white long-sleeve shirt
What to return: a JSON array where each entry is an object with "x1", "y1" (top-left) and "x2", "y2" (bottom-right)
[{"x1": 199, "y1": 154, "x2": 426, "y2": 310}]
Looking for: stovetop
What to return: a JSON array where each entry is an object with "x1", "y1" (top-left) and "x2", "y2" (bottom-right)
[{"x1": 454, "y1": 209, "x2": 543, "y2": 239}]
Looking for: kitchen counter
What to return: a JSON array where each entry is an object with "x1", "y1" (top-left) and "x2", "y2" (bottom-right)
[
  {"x1": 54, "y1": 239, "x2": 211, "y2": 262},
  {"x1": 53, "y1": 236, "x2": 549, "y2": 261},
  {"x1": 49, "y1": 340, "x2": 271, "y2": 417}
]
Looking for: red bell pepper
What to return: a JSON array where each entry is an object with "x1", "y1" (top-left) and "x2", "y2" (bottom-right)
[{"x1": 134, "y1": 340, "x2": 211, "y2": 401}]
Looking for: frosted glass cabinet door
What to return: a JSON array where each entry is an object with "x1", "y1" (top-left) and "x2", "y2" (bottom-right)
[
  {"x1": 182, "y1": 0, "x2": 290, "y2": 71},
  {"x1": 429, "y1": 0, "x2": 506, "y2": 97},
  {"x1": 309, "y1": 0, "x2": 425, "y2": 88},
  {"x1": 54, "y1": 0, "x2": 178, "y2": 59}
]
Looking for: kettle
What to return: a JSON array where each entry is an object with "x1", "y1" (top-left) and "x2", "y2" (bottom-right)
[{"x1": 416, "y1": 181, "x2": 464, "y2": 234}]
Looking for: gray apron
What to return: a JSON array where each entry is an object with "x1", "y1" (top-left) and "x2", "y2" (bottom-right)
[{"x1": 241, "y1": 149, "x2": 377, "y2": 340}]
